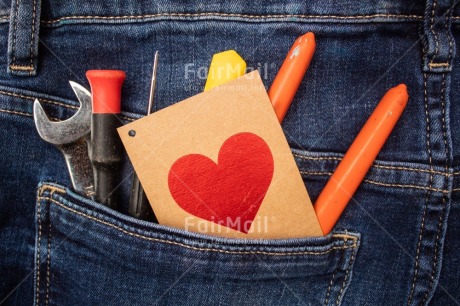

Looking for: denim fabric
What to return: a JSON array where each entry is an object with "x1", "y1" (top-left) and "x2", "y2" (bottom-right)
[{"x1": 0, "y1": 0, "x2": 459, "y2": 305}]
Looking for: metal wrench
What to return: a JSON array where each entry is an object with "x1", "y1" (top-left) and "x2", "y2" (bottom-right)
[{"x1": 34, "y1": 82, "x2": 94, "y2": 198}]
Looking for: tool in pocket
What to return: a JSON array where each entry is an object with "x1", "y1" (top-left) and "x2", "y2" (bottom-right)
[
  {"x1": 129, "y1": 51, "x2": 159, "y2": 221},
  {"x1": 33, "y1": 82, "x2": 94, "y2": 198}
]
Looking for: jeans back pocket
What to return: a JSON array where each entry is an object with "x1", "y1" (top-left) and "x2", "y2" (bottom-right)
[{"x1": 34, "y1": 183, "x2": 360, "y2": 306}]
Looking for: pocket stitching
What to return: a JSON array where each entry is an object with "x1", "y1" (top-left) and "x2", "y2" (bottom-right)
[
  {"x1": 40, "y1": 194, "x2": 358, "y2": 256},
  {"x1": 35, "y1": 188, "x2": 42, "y2": 305},
  {"x1": 324, "y1": 261, "x2": 338, "y2": 305},
  {"x1": 0, "y1": 88, "x2": 137, "y2": 122},
  {"x1": 335, "y1": 243, "x2": 358, "y2": 306},
  {"x1": 45, "y1": 221, "x2": 51, "y2": 306}
]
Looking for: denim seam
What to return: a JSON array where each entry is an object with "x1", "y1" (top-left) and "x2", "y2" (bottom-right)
[
  {"x1": 0, "y1": 101, "x2": 135, "y2": 122},
  {"x1": 372, "y1": 164, "x2": 449, "y2": 176},
  {"x1": 324, "y1": 249, "x2": 343, "y2": 306},
  {"x1": 362, "y1": 179, "x2": 445, "y2": 194},
  {"x1": 447, "y1": 14, "x2": 454, "y2": 66},
  {"x1": 0, "y1": 89, "x2": 79, "y2": 109},
  {"x1": 10, "y1": 0, "x2": 19, "y2": 69},
  {"x1": 9, "y1": 0, "x2": 36, "y2": 72},
  {"x1": 441, "y1": 4, "x2": 454, "y2": 69},
  {"x1": 422, "y1": 72, "x2": 449, "y2": 305},
  {"x1": 301, "y1": 170, "x2": 334, "y2": 175},
  {"x1": 335, "y1": 241, "x2": 357, "y2": 306},
  {"x1": 38, "y1": 195, "x2": 359, "y2": 255},
  {"x1": 0, "y1": 107, "x2": 62, "y2": 122},
  {"x1": 408, "y1": 72, "x2": 431, "y2": 306},
  {"x1": 323, "y1": 269, "x2": 336, "y2": 306},
  {"x1": 294, "y1": 154, "x2": 342, "y2": 161},
  {"x1": 0, "y1": 106, "x2": 136, "y2": 122},
  {"x1": 35, "y1": 189, "x2": 42, "y2": 305},
  {"x1": 2, "y1": 14, "x2": 460, "y2": 23},
  {"x1": 40, "y1": 184, "x2": 65, "y2": 195},
  {"x1": 299, "y1": 171, "x2": 450, "y2": 194},
  {"x1": 40, "y1": 13, "x2": 424, "y2": 25},
  {"x1": 45, "y1": 221, "x2": 51, "y2": 306},
  {"x1": 30, "y1": 0, "x2": 37, "y2": 70},
  {"x1": 294, "y1": 153, "x2": 452, "y2": 176},
  {"x1": 407, "y1": 73, "x2": 434, "y2": 305},
  {"x1": 428, "y1": 62, "x2": 450, "y2": 67},
  {"x1": 9, "y1": 65, "x2": 35, "y2": 71},
  {"x1": 429, "y1": 0, "x2": 440, "y2": 67},
  {"x1": 0, "y1": 108, "x2": 32, "y2": 118}
]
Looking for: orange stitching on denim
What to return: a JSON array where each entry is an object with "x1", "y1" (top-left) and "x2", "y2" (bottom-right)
[
  {"x1": 299, "y1": 170, "x2": 334, "y2": 176},
  {"x1": 0, "y1": 108, "x2": 61, "y2": 122},
  {"x1": 11, "y1": 0, "x2": 19, "y2": 67},
  {"x1": 35, "y1": 190, "x2": 42, "y2": 305},
  {"x1": 29, "y1": 0, "x2": 37, "y2": 72},
  {"x1": 408, "y1": 73, "x2": 432, "y2": 306},
  {"x1": 38, "y1": 194, "x2": 358, "y2": 255},
  {"x1": 293, "y1": 153, "x2": 342, "y2": 162},
  {"x1": 0, "y1": 106, "x2": 136, "y2": 123},
  {"x1": 444, "y1": 7, "x2": 454, "y2": 71},
  {"x1": 39, "y1": 184, "x2": 65, "y2": 196},
  {"x1": 0, "y1": 89, "x2": 79, "y2": 109},
  {"x1": 372, "y1": 164, "x2": 449, "y2": 176},
  {"x1": 428, "y1": 62, "x2": 449, "y2": 67},
  {"x1": 295, "y1": 153, "x2": 451, "y2": 176},
  {"x1": 447, "y1": 13, "x2": 454, "y2": 69},
  {"x1": 40, "y1": 12, "x2": 423, "y2": 25},
  {"x1": 0, "y1": 108, "x2": 32, "y2": 117},
  {"x1": 329, "y1": 234, "x2": 354, "y2": 241},
  {"x1": 324, "y1": 271, "x2": 336, "y2": 305},
  {"x1": 335, "y1": 242, "x2": 357, "y2": 306},
  {"x1": 431, "y1": 0, "x2": 440, "y2": 65},
  {"x1": 9, "y1": 65, "x2": 35, "y2": 71},
  {"x1": 324, "y1": 247, "x2": 347, "y2": 306},
  {"x1": 0, "y1": 89, "x2": 137, "y2": 122},
  {"x1": 120, "y1": 115, "x2": 135, "y2": 122},
  {"x1": 423, "y1": 187, "x2": 446, "y2": 304},
  {"x1": 363, "y1": 179, "x2": 447, "y2": 194},
  {"x1": 299, "y1": 170, "x2": 449, "y2": 193},
  {"x1": 423, "y1": 73, "x2": 449, "y2": 305},
  {"x1": 45, "y1": 222, "x2": 51, "y2": 306}
]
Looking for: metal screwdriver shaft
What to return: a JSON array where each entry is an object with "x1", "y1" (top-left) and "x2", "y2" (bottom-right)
[{"x1": 129, "y1": 51, "x2": 159, "y2": 221}]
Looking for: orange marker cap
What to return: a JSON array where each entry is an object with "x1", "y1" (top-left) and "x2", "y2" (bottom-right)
[
  {"x1": 314, "y1": 84, "x2": 409, "y2": 235},
  {"x1": 268, "y1": 32, "x2": 316, "y2": 122}
]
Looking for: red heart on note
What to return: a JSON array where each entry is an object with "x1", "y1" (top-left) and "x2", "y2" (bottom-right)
[{"x1": 168, "y1": 132, "x2": 274, "y2": 233}]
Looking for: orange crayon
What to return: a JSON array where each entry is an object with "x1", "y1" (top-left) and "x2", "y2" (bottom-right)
[
  {"x1": 268, "y1": 32, "x2": 316, "y2": 123},
  {"x1": 314, "y1": 84, "x2": 409, "y2": 235}
]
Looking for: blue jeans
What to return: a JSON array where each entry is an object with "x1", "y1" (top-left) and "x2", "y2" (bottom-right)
[{"x1": 0, "y1": 0, "x2": 459, "y2": 305}]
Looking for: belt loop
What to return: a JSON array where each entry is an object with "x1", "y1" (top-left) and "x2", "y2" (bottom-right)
[
  {"x1": 421, "y1": 0, "x2": 456, "y2": 73},
  {"x1": 7, "y1": 0, "x2": 42, "y2": 76}
]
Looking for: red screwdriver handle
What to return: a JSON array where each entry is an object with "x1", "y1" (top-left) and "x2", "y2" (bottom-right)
[
  {"x1": 86, "y1": 70, "x2": 126, "y2": 114},
  {"x1": 86, "y1": 69, "x2": 125, "y2": 209}
]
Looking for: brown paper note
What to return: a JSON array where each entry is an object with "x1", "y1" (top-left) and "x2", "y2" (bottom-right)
[{"x1": 118, "y1": 71, "x2": 322, "y2": 238}]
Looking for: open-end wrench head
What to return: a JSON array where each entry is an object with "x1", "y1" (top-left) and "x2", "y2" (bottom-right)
[{"x1": 33, "y1": 82, "x2": 92, "y2": 145}]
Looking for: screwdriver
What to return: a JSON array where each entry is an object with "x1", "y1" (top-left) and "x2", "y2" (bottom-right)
[
  {"x1": 86, "y1": 70, "x2": 126, "y2": 209},
  {"x1": 128, "y1": 51, "x2": 159, "y2": 221}
]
